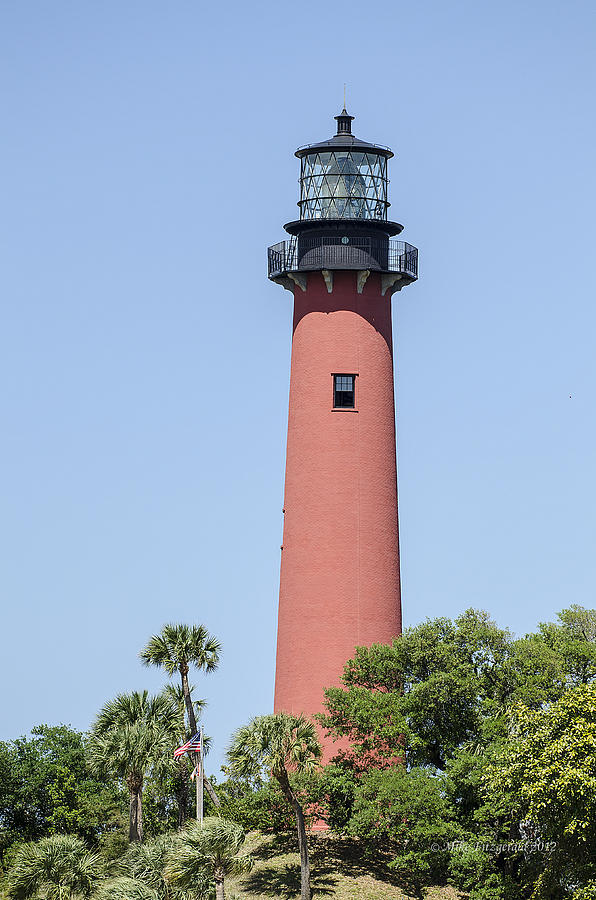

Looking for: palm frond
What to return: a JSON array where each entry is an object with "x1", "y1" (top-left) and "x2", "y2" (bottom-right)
[
  {"x1": 227, "y1": 712, "x2": 321, "y2": 781},
  {"x1": 118, "y1": 835, "x2": 185, "y2": 899},
  {"x1": 165, "y1": 818, "x2": 253, "y2": 891},
  {"x1": 7, "y1": 835, "x2": 103, "y2": 900},
  {"x1": 140, "y1": 624, "x2": 221, "y2": 677},
  {"x1": 162, "y1": 685, "x2": 207, "y2": 726},
  {"x1": 89, "y1": 691, "x2": 181, "y2": 784},
  {"x1": 93, "y1": 878, "x2": 158, "y2": 900}
]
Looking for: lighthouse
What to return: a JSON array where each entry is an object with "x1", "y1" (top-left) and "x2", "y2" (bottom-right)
[{"x1": 268, "y1": 109, "x2": 418, "y2": 759}]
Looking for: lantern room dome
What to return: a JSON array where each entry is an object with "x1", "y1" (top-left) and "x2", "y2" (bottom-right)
[
  {"x1": 286, "y1": 109, "x2": 401, "y2": 235},
  {"x1": 294, "y1": 108, "x2": 394, "y2": 159}
]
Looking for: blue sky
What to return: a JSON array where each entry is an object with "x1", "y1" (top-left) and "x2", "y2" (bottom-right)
[{"x1": 1, "y1": 0, "x2": 595, "y2": 773}]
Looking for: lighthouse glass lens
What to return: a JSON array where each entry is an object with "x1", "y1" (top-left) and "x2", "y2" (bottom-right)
[{"x1": 300, "y1": 151, "x2": 387, "y2": 221}]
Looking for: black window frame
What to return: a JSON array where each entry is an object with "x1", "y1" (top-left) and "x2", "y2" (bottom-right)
[{"x1": 333, "y1": 374, "x2": 356, "y2": 409}]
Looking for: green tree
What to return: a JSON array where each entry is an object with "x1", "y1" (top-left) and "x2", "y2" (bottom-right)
[
  {"x1": 447, "y1": 842, "x2": 520, "y2": 900},
  {"x1": 140, "y1": 624, "x2": 221, "y2": 813},
  {"x1": 88, "y1": 692, "x2": 179, "y2": 843},
  {"x1": 572, "y1": 886, "x2": 596, "y2": 900},
  {"x1": 485, "y1": 683, "x2": 596, "y2": 898},
  {"x1": 348, "y1": 767, "x2": 460, "y2": 895},
  {"x1": 315, "y1": 765, "x2": 358, "y2": 832},
  {"x1": 537, "y1": 605, "x2": 596, "y2": 687},
  {"x1": 320, "y1": 611, "x2": 512, "y2": 769},
  {"x1": 217, "y1": 776, "x2": 297, "y2": 835},
  {"x1": 227, "y1": 713, "x2": 321, "y2": 900},
  {"x1": 165, "y1": 817, "x2": 253, "y2": 900},
  {"x1": 215, "y1": 764, "x2": 296, "y2": 834},
  {"x1": 320, "y1": 609, "x2": 571, "y2": 771},
  {"x1": 6, "y1": 834, "x2": 103, "y2": 900},
  {"x1": 317, "y1": 608, "x2": 596, "y2": 899},
  {"x1": 0, "y1": 726, "x2": 120, "y2": 858}
]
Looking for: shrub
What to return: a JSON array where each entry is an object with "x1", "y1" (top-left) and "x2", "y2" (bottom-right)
[{"x1": 348, "y1": 767, "x2": 461, "y2": 891}]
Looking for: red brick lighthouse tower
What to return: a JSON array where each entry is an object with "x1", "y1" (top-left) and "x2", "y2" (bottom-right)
[{"x1": 268, "y1": 110, "x2": 418, "y2": 759}]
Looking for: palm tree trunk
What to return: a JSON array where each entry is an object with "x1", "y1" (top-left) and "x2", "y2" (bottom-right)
[
  {"x1": 278, "y1": 776, "x2": 311, "y2": 900},
  {"x1": 180, "y1": 668, "x2": 198, "y2": 735},
  {"x1": 214, "y1": 870, "x2": 226, "y2": 900},
  {"x1": 129, "y1": 784, "x2": 143, "y2": 843},
  {"x1": 294, "y1": 802, "x2": 311, "y2": 900},
  {"x1": 203, "y1": 775, "x2": 220, "y2": 808}
]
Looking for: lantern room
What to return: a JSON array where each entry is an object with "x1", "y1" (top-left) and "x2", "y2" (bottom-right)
[
  {"x1": 267, "y1": 109, "x2": 418, "y2": 289},
  {"x1": 297, "y1": 110, "x2": 391, "y2": 222}
]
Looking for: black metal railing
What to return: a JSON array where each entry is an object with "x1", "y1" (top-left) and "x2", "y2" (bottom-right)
[{"x1": 267, "y1": 237, "x2": 418, "y2": 280}]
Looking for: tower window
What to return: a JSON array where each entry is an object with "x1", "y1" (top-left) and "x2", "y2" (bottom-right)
[{"x1": 333, "y1": 374, "x2": 355, "y2": 408}]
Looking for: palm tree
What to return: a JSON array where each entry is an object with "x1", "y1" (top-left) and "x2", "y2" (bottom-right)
[
  {"x1": 119, "y1": 835, "x2": 179, "y2": 900},
  {"x1": 140, "y1": 624, "x2": 220, "y2": 738},
  {"x1": 6, "y1": 834, "x2": 103, "y2": 900},
  {"x1": 162, "y1": 684, "x2": 207, "y2": 826},
  {"x1": 165, "y1": 818, "x2": 253, "y2": 900},
  {"x1": 227, "y1": 713, "x2": 321, "y2": 900},
  {"x1": 93, "y1": 878, "x2": 157, "y2": 900},
  {"x1": 163, "y1": 683, "x2": 207, "y2": 733},
  {"x1": 140, "y1": 624, "x2": 221, "y2": 809},
  {"x1": 117, "y1": 835, "x2": 205, "y2": 900},
  {"x1": 95, "y1": 835, "x2": 204, "y2": 900},
  {"x1": 88, "y1": 691, "x2": 179, "y2": 843}
]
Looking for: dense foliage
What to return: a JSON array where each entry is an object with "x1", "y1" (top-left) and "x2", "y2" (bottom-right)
[
  {"x1": 349, "y1": 767, "x2": 459, "y2": 892},
  {"x1": 0, "y1": 726, "x2": 122, "y2": 864},
  {"x1": 316, "y1": 605, "x2": 596, "y2": 899},
  {"x1": 486, "y1": 683, "x2": 596, "y2": 898},
  {"x1": 6, "y1": 835, "x2": 103, "y2": 900},
  {"x1": 2, "y1": 609, "x2": 596, "y2": 900}
]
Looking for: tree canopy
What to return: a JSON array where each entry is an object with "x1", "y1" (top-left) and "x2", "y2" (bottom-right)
[{"x1": 0, "y1": 725, "x2": 121, "y2": 856}]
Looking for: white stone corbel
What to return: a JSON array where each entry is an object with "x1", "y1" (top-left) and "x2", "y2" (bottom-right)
[
  {"x1": 321, "y1": 270, "x2": 333, "y2": 293},
  {"x1": 272, "y1": 275, "x2": 297, "y2": 293},
  {"x1": 356, "y1": 269, "x2": 370, "y2": 294},
  {"x1": 287, "y1": 271, "x2": 308, "y2": 292},
  {"x1": 381, "y1": 273, "x2": 404, "y2": 297}
]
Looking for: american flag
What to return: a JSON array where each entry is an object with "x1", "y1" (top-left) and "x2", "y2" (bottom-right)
[{"x1": 174, "y1": 733, "x2": 202, "y2": 757}]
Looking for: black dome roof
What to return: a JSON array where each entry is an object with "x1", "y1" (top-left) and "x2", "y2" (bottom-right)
[{"x1": 294, "y1": 109, "x2": 394, "y2": 160}]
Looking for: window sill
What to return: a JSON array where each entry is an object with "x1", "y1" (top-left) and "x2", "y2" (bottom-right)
[{"x1": 331, "y1": 408, "x2": 359, "y2": 412}]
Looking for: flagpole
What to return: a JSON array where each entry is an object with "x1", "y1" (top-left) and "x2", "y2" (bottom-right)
[
  {"x1": 195, "y1": 745, "x2": 200, "y2": 822},
  {"x1": 197, "y1": 725, "x2": 204, "y2": 824}
]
